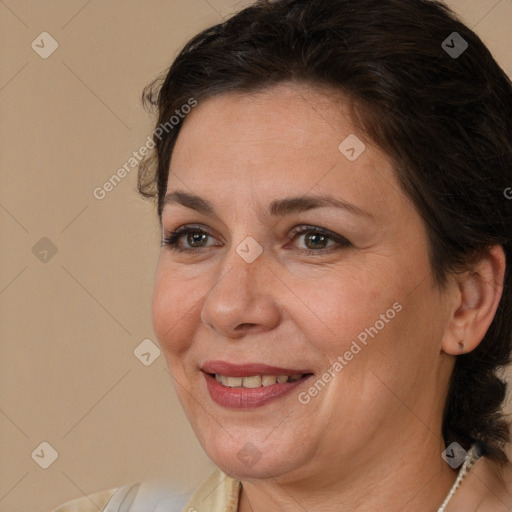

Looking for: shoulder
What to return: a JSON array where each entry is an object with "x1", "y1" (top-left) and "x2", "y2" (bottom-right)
[{"x1": 52, "y1": 481, "x2": 192, "y2": 512}]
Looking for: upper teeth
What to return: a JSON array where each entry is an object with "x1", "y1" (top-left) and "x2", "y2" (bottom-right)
[{"x1": 215, "y1": 374, "x2": 303, "y2": 388}]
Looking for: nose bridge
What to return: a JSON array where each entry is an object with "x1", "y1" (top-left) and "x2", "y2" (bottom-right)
[
  {"x1": 200, "y1": 236, "x2": 280, "y2": 336},
  {"x1": 208, "y1": 235, "x2": 266, "y2": 308},
  {"x1": 216, "y1": 225, "x2": 269, "y2": 291}
]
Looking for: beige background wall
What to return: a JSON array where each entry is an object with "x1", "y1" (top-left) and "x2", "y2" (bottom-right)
[{"x1": 1, "y1": 1, "x2": 511, "y2": 511}]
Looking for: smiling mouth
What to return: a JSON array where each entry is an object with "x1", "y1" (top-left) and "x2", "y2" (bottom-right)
[
  {"x1": 208, "y1": 373, "x2": 312, "y2": 388},
  {"x1": 201, "y1": 364, "x2": 314, "y2": 408}
]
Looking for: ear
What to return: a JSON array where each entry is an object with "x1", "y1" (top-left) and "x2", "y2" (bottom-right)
[{"x1": 441, "y1": 245, "x2": 506, "y2": 355}]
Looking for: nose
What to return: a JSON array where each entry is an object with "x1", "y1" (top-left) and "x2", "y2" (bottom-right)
[{"x1": 200, "y1": 245, "x2": 281, "y2": 339}]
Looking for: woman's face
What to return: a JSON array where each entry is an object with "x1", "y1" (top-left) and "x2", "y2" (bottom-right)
[{"x1": 152, "y1": 83, "x2": 454, "y2": 483}]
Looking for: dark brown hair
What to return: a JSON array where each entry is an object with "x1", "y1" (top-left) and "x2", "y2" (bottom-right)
[{"x1": 138, "y1": 0, "x2": 512, "y2": 464}]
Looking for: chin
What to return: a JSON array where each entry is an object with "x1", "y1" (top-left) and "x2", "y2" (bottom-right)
[{"x1": 198, "y1": 431, "x2": 307, "y2": 481}]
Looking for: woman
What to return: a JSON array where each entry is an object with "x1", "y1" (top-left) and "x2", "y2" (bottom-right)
[{"x1": 53, "y1": 0, "x2": 512, "y2": 510}]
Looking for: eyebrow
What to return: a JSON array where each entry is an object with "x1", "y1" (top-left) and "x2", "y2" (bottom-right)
[{"x1": 162, "y1": 190, "x2": 373, "y2": 218}]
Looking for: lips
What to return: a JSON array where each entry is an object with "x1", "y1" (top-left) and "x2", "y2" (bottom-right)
[{"x1": 201, "y1": 360, "x2": 314, "y2": 408}]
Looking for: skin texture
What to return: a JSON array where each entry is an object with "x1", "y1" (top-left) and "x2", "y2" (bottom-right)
[{"x1": 151, "y1": 83, "x2": 508, "y2": 511}]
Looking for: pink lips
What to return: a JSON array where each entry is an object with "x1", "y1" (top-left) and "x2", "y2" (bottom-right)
[{"x1": 201, "y1": 360, "x2": 313, "y2": 409}]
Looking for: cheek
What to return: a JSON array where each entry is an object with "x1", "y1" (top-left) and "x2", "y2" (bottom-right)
[
  {"x1": 151, "y1": 264, "x2": 200, "y2": 357},
  {"x1": 298, "y1": 266, "x2": 432, "y2": 391},
  {"x1": 339, "y1": 281, "x2": 444, "y2": 395},
  {"x1": 294, "y1": 268, "x2": 399, "y2": 345}
]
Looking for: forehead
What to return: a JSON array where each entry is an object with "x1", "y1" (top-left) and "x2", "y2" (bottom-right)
[
  {"x1": 166, "y1": 83, "x2": 407, "y2": 218},
  {"x1": 171, "y1": 83, "x2": 354, "y2": 169}
]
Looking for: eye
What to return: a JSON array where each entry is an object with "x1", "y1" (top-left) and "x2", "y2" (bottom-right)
[
  {"x1": 288, "y1": 225, "x2": 351, "y2": 254},
  {"x1": 161, "y1": 224, "x2": 221, "y2": 253},
  {"x1": 161, "y1": 224, "x2": 351, "y2": 255}
]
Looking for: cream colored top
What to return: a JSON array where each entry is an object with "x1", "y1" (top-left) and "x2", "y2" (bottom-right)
[
  {"x1": 52, "y1": 488, "x2": 119, "y2": 512},
  {"x1": 51, "y1": 469, "x2": 240, "y2": 512},
  {"x1": 182, "y1": 468, "x2": 241, "y2": 512}
]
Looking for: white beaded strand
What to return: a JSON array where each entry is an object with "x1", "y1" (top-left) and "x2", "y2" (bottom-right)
[{"x1": 437, "y1": 445, "x2": 481, "y2": 512}]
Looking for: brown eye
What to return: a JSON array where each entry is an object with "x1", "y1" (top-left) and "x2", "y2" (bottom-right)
[
  {"x1": 301, "y1": 232, "x2": 331, "y2": 250},
  {"x1": 161, "y1": 225, "x2": 220, "y2": 252},
  {"x1": 289, "y1": 225, "x2": 351, "y2": 254},
  {"x1": 185, "y1": 232, "x2": 210, "y2": 248}
]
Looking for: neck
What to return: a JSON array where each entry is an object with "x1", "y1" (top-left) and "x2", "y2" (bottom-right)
[{"x1": 238, "y1": 436, "x2": 458, "y2": 512}]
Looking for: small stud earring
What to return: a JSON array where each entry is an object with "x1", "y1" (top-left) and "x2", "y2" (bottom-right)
[{"x1": 458, "y1": 340, "x2": 465, "y2": 352}]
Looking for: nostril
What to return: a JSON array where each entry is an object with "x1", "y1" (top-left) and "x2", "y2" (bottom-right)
[{"x1": 236, "y1": 323, "x2": 257, "y2": 330}]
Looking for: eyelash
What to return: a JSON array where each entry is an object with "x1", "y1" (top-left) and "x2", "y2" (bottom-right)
[{"x1": 161, "y1": 224, "x2": 351, "y2": 255}]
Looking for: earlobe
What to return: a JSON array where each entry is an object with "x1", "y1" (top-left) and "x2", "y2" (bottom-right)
[{"x1": 441, "y1": 245, "x2": 506, "y2": 356}]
